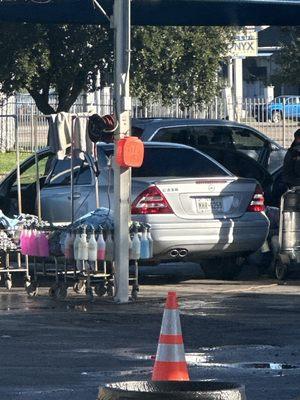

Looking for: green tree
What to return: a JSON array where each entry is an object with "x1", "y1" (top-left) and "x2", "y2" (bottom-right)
[
  {"x1": 0, "y1": 24, "x2": 235, "y2": 113},
  {"x1": 131, "y1": 26, "x2": 236, "y2": 107},
  {"x1": 0, "y1": 23, "x2": 113, "y2": 114},
  {"x1": 273, "y1": 27, "x2": 300, "y2": 86}
]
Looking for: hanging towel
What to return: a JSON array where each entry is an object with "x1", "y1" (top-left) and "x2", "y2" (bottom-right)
[
  {"x1": 47, "y1": 112, "x2": 72, "y2": 160},
  {"x1": 73, "y1": 114, "x2": 93, "y2": 159}
]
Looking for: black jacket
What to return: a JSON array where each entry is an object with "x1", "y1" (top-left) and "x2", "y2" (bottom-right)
[{"x1": 283, "y1": 141, "x2": 300, "y2": 187}]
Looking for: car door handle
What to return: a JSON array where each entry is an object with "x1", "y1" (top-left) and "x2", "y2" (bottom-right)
[{"x1": 68, "y1": 193, "x2": 81, "y2": 200}]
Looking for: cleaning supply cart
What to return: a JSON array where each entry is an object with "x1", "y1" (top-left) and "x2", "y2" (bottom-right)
[{"x1": 274, "y1": 187, "x2": 300, "y2": 280}]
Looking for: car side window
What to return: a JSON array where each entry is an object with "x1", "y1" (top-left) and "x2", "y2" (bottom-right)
[
  {"x1": 230, "y1": 127, "x2": 265, "y2": 161},
  {"x1": 45, "y1": 157, "x2": 92, "y2": 187},
  {"x1": 154, "y1": 126, "x2": 194, "y2": 146},
  {"x1": 287, "y1": 97, "x2": 298, "y2": 105},
  {"x1": 13, "y1": 155, "x2": 53, "y2": 186},
  {"x1": 154, "y1": 126, "x2": 233, "y2": 149},
  {"x1": 192, "y1": 126, "x2": 233, "y2": 148}
]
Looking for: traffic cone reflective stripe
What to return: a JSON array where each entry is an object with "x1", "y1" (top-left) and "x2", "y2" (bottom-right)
[
  {"x1": 160, "y1": 309, "x2": 182, "y2": 335},
  {"x1": 152, "y1": 292, "x2": 190, "y2": 381},
  {"x1": 159, "y1": 334, "x2": 183, "y2": 344},
  {"x1": 155, "y1": 344, "x2": 187, "y2": 361}
]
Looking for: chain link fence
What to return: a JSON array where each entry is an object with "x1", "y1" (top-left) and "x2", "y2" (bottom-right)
[{"x1": 0, "y1": 93, "x2": 299, "y2": 152}]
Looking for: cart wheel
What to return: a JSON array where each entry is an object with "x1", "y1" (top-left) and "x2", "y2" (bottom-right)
[
  {"x1": 106, "y1": 282, "x2": 114, "y2": 297},
  {"x1": 131, "y1": 284, "x2": 139, "y2": 301},
  {"x1": 275, "y1": 258, "x2": 288, "y2": 281},
  {"x1": 26, "y1": 282, "x2": 38, "y2": 297},
  {"x1": 73, "y1": 280, "x2": 86, "y2": 294},
  {"x1": 86, "y1": 286, "x2": 94, "y2": 301},
  {"x1": 24, "y1": 277, "x2": 31, "y2": 289},
  {"x1": 5, "y1": 278, "x2": 12, "y2": 291},
  {"x1": 95, "y1": 282, "x2": 107, "y2": 297},
  {"x1": 54, "y1": 283, "x2": 68, "y2": 300},
  {"x1": 49, "y1": 283, "x2": 58, "y2": 297}
]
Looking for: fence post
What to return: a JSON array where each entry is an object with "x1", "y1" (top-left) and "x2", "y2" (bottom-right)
[
  {"x1": 283, "y1": 97, "x2": 286, "y2": 148},
  {"x1": 30, "y1": 106, "x2": 34, "y2": 152}
]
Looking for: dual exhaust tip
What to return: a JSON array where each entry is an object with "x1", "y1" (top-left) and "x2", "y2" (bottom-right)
[{"x1": 169, "y1": 248, "x2": 188, "y2": 258}]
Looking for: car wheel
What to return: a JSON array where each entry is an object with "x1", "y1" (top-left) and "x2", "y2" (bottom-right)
[
  {"x1": 272, "y1": 110, "x2": 282, "y2": 124},
  {"x1": 201, "y1": 257, "x2": 243, "y2": 280},
  {"x1": 221, "y1": 257, "x2": 244, "y2": 280}
]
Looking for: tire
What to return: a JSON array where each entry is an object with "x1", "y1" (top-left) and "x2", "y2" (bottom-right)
[
  {"x1": 201, "y1": 257, "x2": 243, "y2": 280},
  {"x1": 131, "y1": 284, "x2": 139, "y2": 301},
  {"x1": 271, "y1": 110, "x2": 282, "y2": 124},
  {"x1": 26, "y1": 282, "x2": 38, "y2": 297},
  {"x1": 54, "y1": 284, "x2": 68, "y2": 300},
  {"x1": 73, "y1": 280, "x2": 86, "y2": 294},
  {"x1": 274, "y1": 257, "x2": 288, "y2": 281},
  {"x1": 95, "y1": 282, "x2": 107, "y2": 297},
  {"x1": 106, "y1": 282, "x2": 114, "y2": 297},
  {"x1": 221, "y1": 257, "x2": 243, "y2": 280}
]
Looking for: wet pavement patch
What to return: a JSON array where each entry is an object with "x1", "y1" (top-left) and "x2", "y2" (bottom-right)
[
  {"x1": 237, "y1": 363, "x2": 299, "y2": 370},
  {"x1": 190, "y1": 361, "x2": 300, "y2": 372}
]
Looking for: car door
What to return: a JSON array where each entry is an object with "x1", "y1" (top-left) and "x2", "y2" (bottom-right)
[
  {"x1": 153, "y1": 124, "x2": 270, "y2": 166},
  {"x1": 229, "y1": 126, "x2": 270, "y2": 167},
  {"x1": 41, "y1": 155, "x2": 96, "y2": 223},
  {"x1": 152, "y1": 124, "x2": 272, "y2": 188},
  {"x1": 0, "y1": 151, "x2": 54, "y2": 216}
]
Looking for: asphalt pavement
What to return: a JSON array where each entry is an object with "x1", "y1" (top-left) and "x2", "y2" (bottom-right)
[{"x1": 0, "y1": 263, "x2": 300, "y2": 400}]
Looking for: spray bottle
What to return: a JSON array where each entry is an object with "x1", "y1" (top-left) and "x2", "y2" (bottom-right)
[
  {"x1": 97, "y1": 228, "x2": 106, "y2": 261},
  {"x1": 105, "y1": 230, "x2": 114, "y2": 262},
  {"x1": 78, "y1": 225, "x2": 88, "y2": 261},
  {"x1": 73, "y1": 227, "x2": 81, "y2": 261},
  {"x1": 130, "y1": 224, "x2": 141, "y2": 260},
  {"x1": 38, "y1": 230, "x2": 50, "y2": 258},
  {"x1": 88, "y1": 227, "x2": 97, "y2": 262},
  {"x1": 140, "y1": 226, "x2": 150, "y2": 259},
  {"x1": 20, "y1": 225, "x2": 28, "y2": 255},
  {"x1": 147, "y1": 227, "x2": 153, "y2": 259}
]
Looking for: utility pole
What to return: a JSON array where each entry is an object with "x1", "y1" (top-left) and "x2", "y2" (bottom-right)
[{"x1": 112, "y1": 0, "x2": 131, "y2": 303}]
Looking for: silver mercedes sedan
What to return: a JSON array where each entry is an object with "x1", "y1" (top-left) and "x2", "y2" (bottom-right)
[
  {"x1": 38, "y1": 142, "x2": 269, "y2": 263},
  {"x1": 0, "y1": 142, "x2": 269, "y2": 270}
]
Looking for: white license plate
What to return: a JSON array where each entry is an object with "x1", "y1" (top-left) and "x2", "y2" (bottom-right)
[{"x1": 197, "y1": 198, "x2": 223, "y2": 213}]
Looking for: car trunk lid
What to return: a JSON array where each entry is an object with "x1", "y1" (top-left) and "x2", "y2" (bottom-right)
[{"x1": 133, "y1": 176, "x2": 258, "y2": 219}]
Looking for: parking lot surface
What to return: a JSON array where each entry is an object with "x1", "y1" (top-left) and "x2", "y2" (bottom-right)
[{"x1": 0, "y1": 265, "x2": 300, "y2": 400}]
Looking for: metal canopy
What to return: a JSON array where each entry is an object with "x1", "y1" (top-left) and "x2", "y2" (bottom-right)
[{"x1": 0, "y1": 0, "x2": 299, "y2": 25}]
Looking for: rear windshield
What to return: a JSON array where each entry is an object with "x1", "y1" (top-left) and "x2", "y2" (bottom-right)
[{"x1": 103, "y1": 147, "x2": 229, "y2": 178}]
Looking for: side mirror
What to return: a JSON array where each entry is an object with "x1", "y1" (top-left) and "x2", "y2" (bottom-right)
[{"x1": 270, "y1": 143, "x2": 279, "y2": 151}]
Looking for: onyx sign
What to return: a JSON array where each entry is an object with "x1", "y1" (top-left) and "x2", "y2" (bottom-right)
[{"x1": 228, "y1": 30, "x2": 258, "y2": 58}]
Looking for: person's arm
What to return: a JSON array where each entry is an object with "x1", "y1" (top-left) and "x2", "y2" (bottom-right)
[{"x1": 283, "y1": 151, "x2": 294, "y2": 186}]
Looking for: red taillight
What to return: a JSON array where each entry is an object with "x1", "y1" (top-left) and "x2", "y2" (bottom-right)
[
  {"x1": 247, "y1": 185, "x2": 265, "y2": 212},
  {"x1": 131, "y1": 186, "x2": 173, "y2": 215}
]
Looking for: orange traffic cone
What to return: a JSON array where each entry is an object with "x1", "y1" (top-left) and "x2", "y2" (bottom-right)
[{"x1": 152, "y1": 291, "x2": 190, "y2": 381}]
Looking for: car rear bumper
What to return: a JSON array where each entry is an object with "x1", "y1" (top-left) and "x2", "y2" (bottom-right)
[{"x1": 134, "y1": 212, "x2": 269, "y2": 261}]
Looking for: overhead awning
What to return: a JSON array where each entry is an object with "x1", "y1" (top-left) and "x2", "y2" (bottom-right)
[{"x1": 0, "y1": 0, "x2": 298, "y2": 25}]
